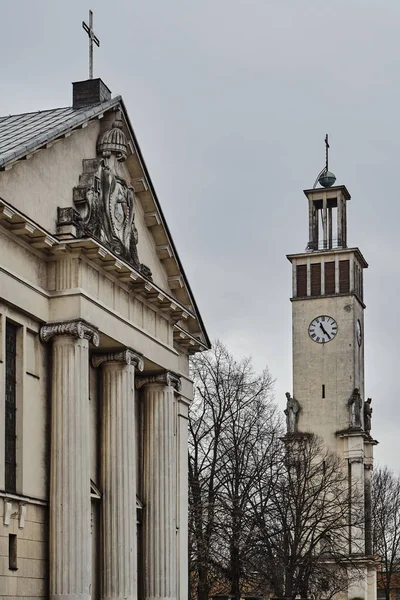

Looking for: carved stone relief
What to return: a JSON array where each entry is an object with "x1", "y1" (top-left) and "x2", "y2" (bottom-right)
[{"x1": 58, "y1": 111, "x2": 152, "y2": 278}]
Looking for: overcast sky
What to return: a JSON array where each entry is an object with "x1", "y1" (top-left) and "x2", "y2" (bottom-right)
[{"x1": 1, "y1": 0, "x2": 399, "y2": 470}]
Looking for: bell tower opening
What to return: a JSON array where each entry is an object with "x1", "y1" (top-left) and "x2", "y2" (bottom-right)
[
  {"x1": 307, "y1": 134, "x2": 349, "y2": 251},
  {"x1": 307, "y1": 186, "x2": 349, "y2": 251},
  {"x1": 292, "y1": 184, "x2": 365, "y2": 303}
]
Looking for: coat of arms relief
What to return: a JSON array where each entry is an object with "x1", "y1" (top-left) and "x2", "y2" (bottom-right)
[{"x1": 58, "y1": 111, "x2": 151, "y2": 278}]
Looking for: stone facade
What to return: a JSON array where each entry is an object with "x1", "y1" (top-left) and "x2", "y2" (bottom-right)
[{"x1": 0, "y1": 80, "x2": 209, "y2": 599}]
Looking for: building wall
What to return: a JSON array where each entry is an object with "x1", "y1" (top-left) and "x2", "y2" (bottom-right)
[
  {"x1": 0, "y1": 301, "x2": 49, "y2": 598},
  {"x1": 0, "y1": 498, "x2": 48, "y2": 599},
  {"x1": 0, "y1": 122, "x2": 100, "y2": 234}
]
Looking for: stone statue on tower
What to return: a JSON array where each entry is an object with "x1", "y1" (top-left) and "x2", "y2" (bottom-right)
[{"x1": 285, "y1": 392, "x2": 300, "y2": 433}]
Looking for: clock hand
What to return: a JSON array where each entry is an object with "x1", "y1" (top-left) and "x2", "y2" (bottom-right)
[{"x1": 319, "y1": 323, "x2": 329, "y2": 336}]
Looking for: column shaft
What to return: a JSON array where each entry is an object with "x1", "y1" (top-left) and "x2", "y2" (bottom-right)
[
  {"x1": 101, "y1": 362, "x2": 137, "y2": 600},
  {"x1": 337, "y1": 194, "x2": 343, "y2": 247},
  {"x1": 308, "y1": 198, "x2": 314, "y2": 248},
  {"x1": 322, "y1": 195, "x2": 328, "y2": 248},
  {"x1": 177, "y1": 399, "x2": 190, "y2": 600},
  {"x1": 50, "y1": 335, "x2": 92, "y2": 600},
  {"x1": 328, "y1": 206, "x2": 332, "y2": 248},
  {"x1": 343, "y1": 197, "x2": 347, "y2": 247},
  {"x1": 142, "y1": 383, "x2": 177, "y2": 600}
]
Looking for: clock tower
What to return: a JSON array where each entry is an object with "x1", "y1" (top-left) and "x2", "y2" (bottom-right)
[{"x1": 286, "y1": 153, "x2": 377, "y2": 600}]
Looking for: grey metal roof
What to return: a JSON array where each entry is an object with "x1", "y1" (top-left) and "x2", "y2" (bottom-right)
[{"x1": 0, "y1": 96, "x2": 121, "y2": 169}]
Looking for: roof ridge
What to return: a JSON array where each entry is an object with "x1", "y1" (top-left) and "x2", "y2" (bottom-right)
[
  {"x1": 0, "y1": 106, "x2": 72, "y2": 120},
  {"x1": 0, "y1": 95, "x2": 123, "y2": 121}
]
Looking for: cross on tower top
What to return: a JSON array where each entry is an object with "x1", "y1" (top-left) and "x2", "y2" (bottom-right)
[
  {"x1": 325, "y1": 134, "x2": 330, "y2": 171},
  {"x1": 82, "y1": 10, "x2": 100, "y2": 80}
]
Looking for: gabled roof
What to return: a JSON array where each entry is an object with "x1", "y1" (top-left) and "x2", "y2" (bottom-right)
[
  {"x1": 0, "y1": 92, "x2": 210, "y2": 351},
  {"x1": 0, "y1": 97, "x2": 120, "y2": 169}
]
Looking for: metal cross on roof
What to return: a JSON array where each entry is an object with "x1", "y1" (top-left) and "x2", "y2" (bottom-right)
[{"x1": 82, "y1": 10, "x2": 100, "y2": 80}]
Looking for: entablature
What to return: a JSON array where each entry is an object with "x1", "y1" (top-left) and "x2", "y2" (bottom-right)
[{"x1": 0, "y1": 196, "x2": 207, "y2": 354}]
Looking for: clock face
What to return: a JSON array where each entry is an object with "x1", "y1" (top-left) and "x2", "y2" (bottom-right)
[
  {"x1": 356, "y1": 319, "x2": 362, "y2": 346},
  {"x1": 308, "y1": 315, "x2": 338, "y2": 344}
]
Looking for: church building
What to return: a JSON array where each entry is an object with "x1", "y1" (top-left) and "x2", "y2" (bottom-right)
[
  {"x1": 286, "y1": 157, "x2": 377, "y2": 600},
  {"x1": 0, "y1": 73, "x2": 210, "y2": 598}
]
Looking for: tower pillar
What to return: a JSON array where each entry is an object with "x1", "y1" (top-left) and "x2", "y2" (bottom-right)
[{"x1": 349, "y1": 456, "x2": 366, "y2": 555}]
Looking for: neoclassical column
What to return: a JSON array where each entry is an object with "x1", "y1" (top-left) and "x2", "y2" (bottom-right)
[
  {"x1": 40, "y1": 319, "x2": 99, "y2": 600},
  {"x1": 136, "y1": 372, "x2": 181, "y2": 600},
  {"x1": 92, "y1": 349, "x2": 144, "y2": 600}
]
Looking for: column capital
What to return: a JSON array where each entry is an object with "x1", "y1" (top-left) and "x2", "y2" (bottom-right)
[
  {"x1": 91, "y1": 348, "x2": 144, "y2": 370},
  {"x1": 348, "y1": 456, "x2": 364, "y2": 464},
  {"x1": 136, "y1": 371, "x2": 181, "y2": 391},
  {"x1": 40, "y1": 319, "x2": 99, "y2": 346}
]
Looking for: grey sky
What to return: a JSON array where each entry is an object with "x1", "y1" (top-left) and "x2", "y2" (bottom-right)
[{"x1": 1, "y1": 0, "x2": 399, "y2": 469}]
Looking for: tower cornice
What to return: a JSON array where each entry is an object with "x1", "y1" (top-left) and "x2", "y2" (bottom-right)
[
  {"x1": 289, "y1": 292, "x2": 366, "y2": 309},
  {"x1": 286, "y1": 246, "x2": 368, "y2": 268},
  {"x1": 303, "y1": 184, "x2": 351, "y2": 200}
]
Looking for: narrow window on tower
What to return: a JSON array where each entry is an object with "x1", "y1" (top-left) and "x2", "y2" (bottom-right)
[
  {"x1": 311, "y1": 263, "x2": 321, "y2": 296},
  {"x1": 339, "y1": 260, "x2": 350, "y2": 293},
  {"x1": 8, "y1": 534, "x2": 18, "y2": 570},
  {"x1": 322, "y1": 384, "x2": 325, "y2": 399},
  {"x1": 5, "y1": 321, "x2": 18, "y2": 493},
  {"x1": 296, "y1": 265, "x2": 307, "y2": 297},
  {"x1": 324, "y1": 261, "x2": 335, "y2": 295}
]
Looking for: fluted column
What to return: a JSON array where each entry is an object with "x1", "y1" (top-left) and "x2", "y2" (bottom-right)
[
  {"x1": 92, "y1": 349, "x2": 144, "y2": 600},
  {"x1": 40, "y1": 319, "x2": 99, "y2": 600},
  {"x1": 136, "y1": 372, "x2": 181, "y2": 600}
]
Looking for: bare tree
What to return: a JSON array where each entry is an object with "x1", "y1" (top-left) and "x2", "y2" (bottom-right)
[
  {"x1": 189, "y1": 341, "x2": 364, "y2": 600},
  {"x1": 188, "y1": 340, "x2": 280, "y2": 600},
  {"x1": 250, "y1": 433, "x2": 359, "y2": 600},
  {"x1": 372, "y1": 466, "x2": 400, "y2": 600}
]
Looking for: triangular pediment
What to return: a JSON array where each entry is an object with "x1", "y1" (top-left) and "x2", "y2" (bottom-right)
[{"x1": 0, "y1": 94, "x2": 210, "y2": 352}]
